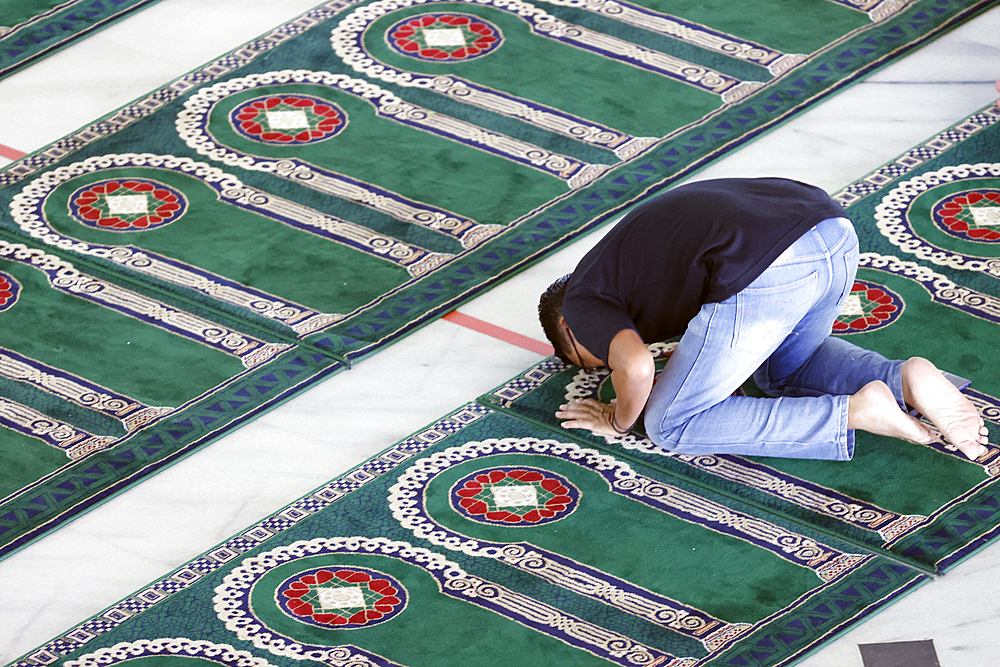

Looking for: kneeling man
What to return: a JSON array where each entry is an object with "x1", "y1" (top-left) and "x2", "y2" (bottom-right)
[{"x1": 539, "y1": 177, "x2": 988, "y2": 460}]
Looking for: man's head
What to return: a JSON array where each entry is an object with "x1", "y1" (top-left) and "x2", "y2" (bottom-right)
[{"x1": 538, "y1": 274, "x2": 573, "y2": 364}]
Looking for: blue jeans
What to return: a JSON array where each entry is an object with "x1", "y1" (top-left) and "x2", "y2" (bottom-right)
[{"x1": 643, "y1": 217, "x2": 904, "y2": 460}]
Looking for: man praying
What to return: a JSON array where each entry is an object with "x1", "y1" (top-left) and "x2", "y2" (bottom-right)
[{"x1": 538, "y1": 177, "x2": 988, "y2": 461}]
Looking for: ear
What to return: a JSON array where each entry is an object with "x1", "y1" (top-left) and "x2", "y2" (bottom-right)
[
  {"x1": 554, "y1": 317, "x2": 573, "y2": 362},
  {"x1": 559, "y1": 317, "x2": 574, "y2": 345}
]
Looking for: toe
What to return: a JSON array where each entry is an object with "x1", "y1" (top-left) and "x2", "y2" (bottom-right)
[{"x1": 959, "y1": 442, "x2": 988, "y2": 461}]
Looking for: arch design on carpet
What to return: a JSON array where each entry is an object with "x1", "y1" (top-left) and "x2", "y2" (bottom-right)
[
  {"x1": 213, "y1": 536, "x2": 676, "y2": 667},
  {"x1": 332, "y1": 0, "x2": 759, "y2": 101},
  {"x1": 9, "y1": 153, "x2": 455, "y2": 334},
  {"x1": 874, "y1": 163, "x2": 1000, "y2": 278},
  {"x1": 179, "y1": 69, "x2": 607, "y2": 196},
  {"x1": 330, "y1": 0, "x2": 760, "y2": 158},
  {"x1": 388, "y1": 437, "x2": 871, "y2": 648}
]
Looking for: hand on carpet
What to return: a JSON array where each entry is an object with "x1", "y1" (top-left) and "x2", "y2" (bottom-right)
[{"x1": 556, "y1": 398, "x2": 620, "y2": 436}]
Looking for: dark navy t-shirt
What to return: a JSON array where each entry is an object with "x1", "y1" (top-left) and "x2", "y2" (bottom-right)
[{"x1": 562, "y1": 178, "x2": 847, "y2": 364}]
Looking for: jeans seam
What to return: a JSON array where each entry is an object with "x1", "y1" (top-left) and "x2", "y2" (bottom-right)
[
  {"x1": 840, "y1": 395, "x2": 855, "y2": 460},
  {"x1": 652, "y1": 304, "x2": 718, "y2": 441}
]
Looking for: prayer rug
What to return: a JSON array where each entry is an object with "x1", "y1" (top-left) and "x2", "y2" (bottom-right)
[
  {"x1": 0, "y1": 0, "x2": 164, "y2": 80},
  {"x1": 0, "y1": 0, "x2": 993, "y2": 559},
  {"x1": 6, "y1": 404, "x2": 929, "y2": 667},
  {"x1": 10, "y1": 102, "x2": 1000, "y2": 667},
  {"x1": 482, "y1": 102, "x2": 1000, "y2": 576}
]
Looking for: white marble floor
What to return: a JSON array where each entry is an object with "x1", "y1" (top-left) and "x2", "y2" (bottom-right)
[{"x1": 0, "y1": 2, "x2": 998, "y2": 665}]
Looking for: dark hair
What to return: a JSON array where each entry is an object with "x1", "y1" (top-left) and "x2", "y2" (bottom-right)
[{"x1": 538, "y1": 274, "x2": 572, "y2": 364}]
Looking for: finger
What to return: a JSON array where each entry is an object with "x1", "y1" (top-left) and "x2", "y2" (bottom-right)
[
  {"x1": 560, "y1": 419, "x2": 596, "y2": 430},
  {"x1": 558, "y1": 402, "x2": 602, "y2": 417},
  {"x1": 556, "y1": 405, "x2": 597, "y2": 417},
  {"x1": 559, "y1": 400, "x2": 596, "y2": 412}
]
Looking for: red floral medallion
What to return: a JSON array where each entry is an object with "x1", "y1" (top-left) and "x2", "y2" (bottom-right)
[
  {"x1": 277, "y1": 567, "x2": 406, "y2": 629},
  {"x1": 931, "y1": 190, "x2": 1000, "y2": 243},
  {"x1": 0, "y1": 272, "x2": 21, "y2": 312},
  {"x1": 832, "y1": 280, "x2": 903, "y2": 333},
  {"x1": 231, "y1": 95, "x2": 347, "y2": 145},
  {"x1": 69, "y1": 179, "x2": 186, "y2": 231},
  {"x1": 450, "y1": 466, "x2": 579, "y2": 526},
  {"x1": 387, "y1": 13, "x2": 502, "y2": 62}
]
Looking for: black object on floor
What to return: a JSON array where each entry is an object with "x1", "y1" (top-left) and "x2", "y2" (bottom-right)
[{"x1": 859, "y1": 639, "x2": 941, "y2": 667}]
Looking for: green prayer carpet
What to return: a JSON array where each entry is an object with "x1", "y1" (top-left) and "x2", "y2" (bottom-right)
[
  {"x1": 8, "y1": 98, "x2": 1000, "y2": 667},
  {"x1": 0, "y1": 0, "x2": 994, "y2": 572},
  {"x1": 5, "y1": 69, "x2": 1000, "y2": 667},
  {"x1": 7, "y1": 404, "x2": 931, "y2": 667},
  {"x1": 0, "y1": 0, "x2": 165, "y2": 80}
]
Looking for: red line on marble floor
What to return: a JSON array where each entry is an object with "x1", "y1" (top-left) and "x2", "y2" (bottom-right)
[
  {"x1": 443, "y1": 310, "x2": 554, "y2": 357},
  {"x1": 0, "y1": 144, "x2": 26, "y2": 160}
]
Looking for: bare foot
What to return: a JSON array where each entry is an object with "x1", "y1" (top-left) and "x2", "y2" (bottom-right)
[
  {"x1": 848, "y1": 380, "x2": 936, "y2": 444},
  {"x1": 901, "y1": 357, "x2": 989, "y2": 460}
]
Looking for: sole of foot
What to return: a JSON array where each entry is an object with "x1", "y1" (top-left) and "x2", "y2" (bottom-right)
[
  {"x1": 901, "y1": 357, "x2": 989, "y2": 461},
  {"x1": 849, "y1": 380, "x2": 936, "y2": 445}
]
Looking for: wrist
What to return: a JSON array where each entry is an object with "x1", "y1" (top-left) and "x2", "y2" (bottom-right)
[{"x1": 611, "y1": 413, "x2": 633, "y2": 435}]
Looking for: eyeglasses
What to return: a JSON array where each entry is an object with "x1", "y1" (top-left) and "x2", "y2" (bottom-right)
[{"x1": 564, "y1": 323, "x2": 599, "y2": 373}]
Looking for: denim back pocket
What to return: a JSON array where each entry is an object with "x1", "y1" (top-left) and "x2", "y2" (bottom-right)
[{"x1": 732, "y1": 268, "x2": 820, "y2": 351}]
